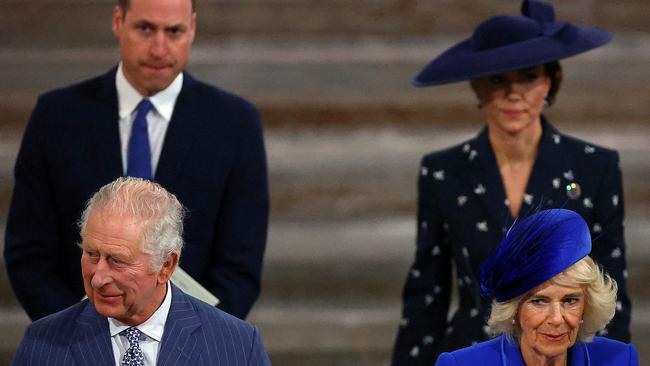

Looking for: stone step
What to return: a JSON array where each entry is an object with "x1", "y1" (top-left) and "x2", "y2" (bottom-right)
[
  {"x1": 1, "y1": 0, "x2": 648, "y2": 48},
  {"x1": 2, "y1": 33, "x2": 650, "y2": 131}
]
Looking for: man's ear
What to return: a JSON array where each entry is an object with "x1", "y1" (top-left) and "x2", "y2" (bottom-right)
[
  {"x1": 112, "y1": 5, "x2": 124, "y2": 39},
  {"x1": 158, "y1": 252, "x2": 179, "y2": 284}
]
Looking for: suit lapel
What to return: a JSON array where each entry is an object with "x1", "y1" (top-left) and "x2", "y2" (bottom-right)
[
  {"x1": 523, "y1": 119, "x2": 569, "y2": 212},
  {"x1": 155, "y1": 72, "x2": 204, "y2": 190},
  {"x1": 158, "y1": 285, "x2": 203, "y2": 366},
  {"x1": 69, "y1": 301, "x2": 115, "y2": 366},
  {"x1": 89, "y1": 68, "x2": 123, "y2": 181},
  {"x1": 465, "y1": 128, "x2": 513, "y2": 231}
]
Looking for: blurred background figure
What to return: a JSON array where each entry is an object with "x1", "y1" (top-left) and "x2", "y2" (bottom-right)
[
  {"x1": 436, "y1": 209, "x2": 637, "y2": 365},
  {"x1": 0, "y1": 0, "x2": 648, "y2": 364},
  {"x1": 4, "y1": 0, "x2": 268, "y2": 323},
  {"x1": 393, "y1": 1, "x2": 631, "y2": 364}
]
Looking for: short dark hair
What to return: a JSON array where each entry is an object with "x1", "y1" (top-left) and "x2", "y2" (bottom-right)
[
  {"x1": 543, "y1": 61, "x2": 563, "y2": 106},
  {"x1": 118, "y1": 0, "x2": 196, "y2": 13}
]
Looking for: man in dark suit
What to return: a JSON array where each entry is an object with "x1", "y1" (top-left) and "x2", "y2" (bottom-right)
[
  {"x1": 4, "y1": 0, "x2": 268, "y2": 320},
  {"x1": 11, "y1": 177, "x2": 271, "y2": 366}
]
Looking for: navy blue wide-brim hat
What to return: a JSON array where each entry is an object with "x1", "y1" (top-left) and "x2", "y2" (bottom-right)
[
  {"x1": 480, "y1": 209, "x2": 591, "y2": 302},
  {"x1": 414, "y1": 0, "x2": 612, "y2": 87}
]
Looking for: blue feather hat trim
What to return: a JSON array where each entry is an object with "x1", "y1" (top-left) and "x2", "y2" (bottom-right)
[{"x1": 480, "y1": 209, "x2": 591, "y2": 302}]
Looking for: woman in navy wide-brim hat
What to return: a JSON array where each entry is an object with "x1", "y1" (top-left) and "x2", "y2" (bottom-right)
[
  {"x1": 435, "y1": 209, "x2": 638, "y2": 365},
  {"x1": 392, "y1": 1, "x2": 631, "y2": 365}
]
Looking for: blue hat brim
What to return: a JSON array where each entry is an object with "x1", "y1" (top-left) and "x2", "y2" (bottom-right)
[{"x1": 414, "y1": 24, "x2": 612, "y2": 87}]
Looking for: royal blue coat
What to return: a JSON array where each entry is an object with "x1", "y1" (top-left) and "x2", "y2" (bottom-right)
[{"x1": 435, "y1": 335, "x2": 638, "y2": 366}]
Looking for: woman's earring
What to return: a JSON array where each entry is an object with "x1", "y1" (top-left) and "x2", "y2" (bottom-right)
[
  {"x1": 511, "y1": 319, "x2": 516, "y2": 325},
  {"x1": 543, "y1": 96, "x2": 550, "y2": 107},
  {"x1": 580, "y1": 319, "x2": 584, "y2": 324}
]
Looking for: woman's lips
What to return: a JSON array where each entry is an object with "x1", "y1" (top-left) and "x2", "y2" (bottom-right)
[
  {"x1": 501, "y1": 109, "x2": 524, "y2": 118},
  {"x1": 541, "y1": 333, "x2": 567, "y2": 342}
]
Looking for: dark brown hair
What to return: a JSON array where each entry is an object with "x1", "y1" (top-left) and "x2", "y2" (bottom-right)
[
  {"x1": 543, "y1": 61, "x2": 563, "y2": 106},
  {"x1": 118, "y1": 0, "x2": 196, "y2": 13}
]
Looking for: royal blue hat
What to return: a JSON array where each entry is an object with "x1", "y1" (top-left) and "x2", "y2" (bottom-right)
[
  {"x1": 480, "y1": 209, "x2": 591, "y2": 302},
  {"x1": 414, "y1": 0, "x2": 612, "y2": 87}
]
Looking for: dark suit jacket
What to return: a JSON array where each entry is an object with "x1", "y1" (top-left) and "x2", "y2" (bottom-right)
[
  {"x1": 435, "y1": 335, "x2": 638, "y2": 366},
  {"x1": 4, "y1": 68, "x2": 269, "y2": 320},
  {"x1": 392, "y1": 119, "x2": 630, "y2": 365},
  {"x1": 11, "y1": 284, "x2": 272, "y2": 366}
]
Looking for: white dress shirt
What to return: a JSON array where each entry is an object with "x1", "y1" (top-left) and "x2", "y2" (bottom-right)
[
  {"x1": 116, "y1": 63, "x2": 183, "y2": 176},
  {"x1": 108, "y1": 281, "x2": 173, "y2": 366}
]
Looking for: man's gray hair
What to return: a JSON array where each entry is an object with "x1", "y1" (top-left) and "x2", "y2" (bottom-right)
[{"x1": 79, "y1": 177, "x2": 185, "y2": 271}]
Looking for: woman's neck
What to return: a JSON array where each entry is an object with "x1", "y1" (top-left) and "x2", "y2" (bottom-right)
[
  {"x1": 520, "y1": 347, "x2": 567, "y2": 366},
  {"x1": 488, "y1": 121, "x2": 542, "y2": 167}
]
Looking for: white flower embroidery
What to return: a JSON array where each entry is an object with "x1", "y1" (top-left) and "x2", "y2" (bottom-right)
[
  {"x1": 470, "y1": 308, "x2": 479, "y2": 318},
  {"x1": 611, "y1": 247, "x2": 622, "y2": 258},
  {"x1": 433, "y1": 286, "x2": 441, "y2": 294},
  {"x1": 563, "y1": 170, "x2": 574, "y2": 181},
  {"x1": 433, "y1": 170, "x2": 445, "y2": 181},
  {"x1": 584, "y1": 145, "x2": 596, "y2": 154},
  {"x1": 552, "y1": 178, "x2": 561, "y2": 189},
  {"x1": 593, "y1": 223, "x2": 602, "y2": 233},
  {"x1": 552, "y1": 134, "x2": 561, "y2": 144},
  {"x1": 483, "y1": 325, "x2": 491, "y2": 335},
  {"x1": 462, "y1": 247, "x2": 469, "y2": 258},
  {"x1": 420, "y1": 166, "x2": 429, "y2": 176},
  {"x1": 468, "y1": 150, "x2": 478, "y2": 161},
  {"x1": 474, "y1": 184, "x2": 486, "y2": 195},
  {"x1": 524, "y1": 193, "x2": 533, "y2": 205},
  {"x1": 445, "y1": 326, "x2": 454, "y2": 335},
  {"x1": 421, "y1": 221, "x2": 428, "y2": 230},
  {"x1": 457, "y1": 195, "x2": 468, "y2": 206},
  {"x1": 410, "y1": 346, "x2": 420, "y2": 357},
  {"x1": 432, "y1": 246, "x2": 440, "y2": 256},
  {"x1": 612, "y1": 194, "x2": 619, "y2": 207},
  {"x1": 462, "y1": 143, "x2": 471, "y2": 153},
  {"x1": 400, "y1": 318, "x2": 409, "y2": 328},
  {"x1": 583, "y1": 197, "x2": 593, "y2": 208},
  {"x1": 476, "y1": 221, "x2": 488, "y2": 232},
  {"x1": 423, "y1": 336, "x2": 434, "y2": 345},
  {"x1": 425, "y1": 295, "x2": 434, "y2": 306},
  {"x1": 411, "y1": 269, "x2": 421, "y2": 278}
]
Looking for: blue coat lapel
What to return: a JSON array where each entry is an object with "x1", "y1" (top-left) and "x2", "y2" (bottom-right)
[
  {"x1": 157, "y1": 285, "x2": 204, "y2": 366},
  {"x1": 155, "y1": 72, "x2": 204, "y2": 191},
  {"x1": 69, "y1": 301, "x2": 115, "y2": 366}
]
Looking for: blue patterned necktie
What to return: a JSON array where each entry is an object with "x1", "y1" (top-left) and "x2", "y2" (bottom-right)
[
  {"x1": 127, "y1": 99, "x2": 153, "y2": 180},
  {"x1": 121, "y1": 327, "x2": 145, "y2": 366}
]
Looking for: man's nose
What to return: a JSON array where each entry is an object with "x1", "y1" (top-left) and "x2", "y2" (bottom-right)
[
  {"x1": 91, "y1": 258, "x2": 113, "y2": 289},
  {"x1": 149, "y1": 32, "x2": 168, "y2": 58}
]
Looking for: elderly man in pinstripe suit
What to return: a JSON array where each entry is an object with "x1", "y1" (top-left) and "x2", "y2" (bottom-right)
[{"x1": 11, "y1": 177, "x2": 271, "y2": 366}]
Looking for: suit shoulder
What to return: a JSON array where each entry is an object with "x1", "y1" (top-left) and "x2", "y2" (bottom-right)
[
  {"x1": 24, "y1": 301, "x2": 88, "y2": 342},
  {"x1": 421, "y1": 139, "x2": 472, "y2": 169},
  {"x1": 186, "y1": 294, "x2": 257, "y2": 335},
  {"x1": 585, "y1": 336, "x2": 638, "y2": 363},
  {"x1": 37, "y1": 72, "x2": 109, "y2": 104},
  {"x1": 556, "y1": 131, "x2": 618, "y2": 158},
  {"x1": 437, "y1": 337, "x2": 502, "y2": 364},
  {"x1": 187, "y1": 76, "x2": 258, "y2": 115}
]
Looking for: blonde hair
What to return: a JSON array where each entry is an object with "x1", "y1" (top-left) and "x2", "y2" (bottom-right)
[
  {"x1": 487, "y1": 256, "x2": 617, "y2": 342},
  {"x1": 79, "y1": 177, "x2": 185, "y2": 271}
]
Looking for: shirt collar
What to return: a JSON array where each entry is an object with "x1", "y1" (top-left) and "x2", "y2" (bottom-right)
[
  {"x1": 108, "y1": 281, "x2": 173, "y2": 342},
  {"x1": 115, "y1": 62, "x2": 183, "y2": 121}
]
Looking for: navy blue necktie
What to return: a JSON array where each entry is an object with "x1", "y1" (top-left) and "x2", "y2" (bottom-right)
[
  {"x1": 127, "y1": 99, "x2": 153, "y2": 180},
  {"x1": 121, "y1": 327, "x2": 145, "y2": 366}
]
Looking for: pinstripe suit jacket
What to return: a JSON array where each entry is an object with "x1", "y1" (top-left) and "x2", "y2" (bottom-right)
[{"x1": 11, "y1": 284, "x2": 271, "y2": 365}]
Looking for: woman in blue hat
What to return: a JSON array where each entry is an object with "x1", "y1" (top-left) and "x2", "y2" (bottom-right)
[
  {"x1": 392, "y1": 1, "x2": 630, "y2": 364},
  {"x1": 435, "y1": 209, "x2": 638, "y2": 365}
]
